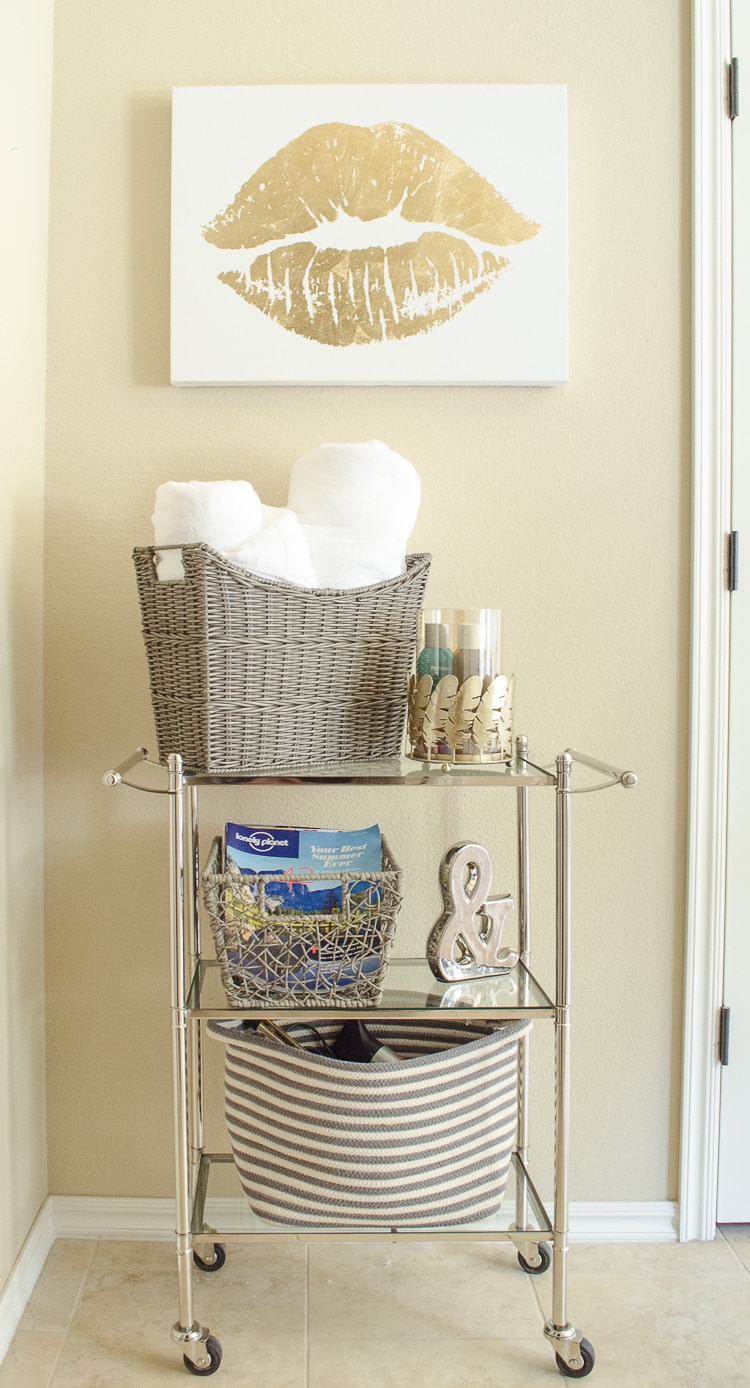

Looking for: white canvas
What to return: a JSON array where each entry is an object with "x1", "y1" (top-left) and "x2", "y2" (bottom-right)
[{"x1": 171, "y1": 85, "x2": 568, "y2": 386}]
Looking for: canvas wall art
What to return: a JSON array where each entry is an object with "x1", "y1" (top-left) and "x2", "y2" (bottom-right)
[{"x1": 171, "y1": 85, "x2": 568, "y2": 385}]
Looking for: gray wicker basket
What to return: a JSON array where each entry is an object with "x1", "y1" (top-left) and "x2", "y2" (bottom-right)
[
  {"x1": 201, "y1": 835, "x2": 402, "y2": 1007},
  {"x1": 133, "y1": 544, "x2": 431, "y2": 775}
]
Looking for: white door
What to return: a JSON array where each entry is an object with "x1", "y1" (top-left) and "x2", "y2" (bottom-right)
[{"x1": 717, "y1": 0, "x2": 750, "y2": 1222}]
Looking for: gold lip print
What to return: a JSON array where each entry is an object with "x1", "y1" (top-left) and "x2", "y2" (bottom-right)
[{"x1": 203, "y1": 121, "x2": 539, "y2": 347}]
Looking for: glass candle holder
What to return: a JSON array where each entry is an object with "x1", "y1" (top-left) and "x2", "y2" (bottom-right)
[{"x1": 406, "y1": 608, "x2": 513, "y2": 763}]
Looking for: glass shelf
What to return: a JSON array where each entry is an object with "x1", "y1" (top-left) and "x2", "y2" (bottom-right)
[
  {"x1": 187, "y1": 957, "x2": 554, "y2": 1020},
  {"x1": 191, "y1": 1151, "x2": 553, "y2": 1243},
  {"x1": 185, "y1": 754, "x2": 556, "y2": 789}
]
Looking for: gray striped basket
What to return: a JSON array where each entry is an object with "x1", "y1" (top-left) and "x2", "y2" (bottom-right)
[
  {"x1": 208, "y1": 1017, "x2": 531, "y2": 1229},
  {"x1": 133, "y1": 544, "x2": 431, "y2": 775}
]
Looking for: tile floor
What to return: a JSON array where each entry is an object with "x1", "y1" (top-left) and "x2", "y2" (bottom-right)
[{"x1": 1, "y1": 1228, "x2": 750, "y2": 1386}]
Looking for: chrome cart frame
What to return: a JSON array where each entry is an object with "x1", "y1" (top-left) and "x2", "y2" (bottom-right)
[{"x1": 104, "y1": 738, "x2": 636, "y2": 1378}]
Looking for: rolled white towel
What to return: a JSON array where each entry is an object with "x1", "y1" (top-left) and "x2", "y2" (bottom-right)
[
  {"x1": 288, "y1": 441, "x2": 421, "y2": 546},
  {"x1": 301, "y1": 524, "x2": 405, "y2": 590},
  {"x1": 153, "y1": 480, "x2": 263, "y2": 580},
  {"x1": 229, "y1": 507, "x2": 316, "y2": 588}
]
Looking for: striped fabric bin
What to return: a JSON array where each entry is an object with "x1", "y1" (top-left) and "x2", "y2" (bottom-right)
[{"x1": 208, "y1": 1017, "x2": 531, "y2": 1229}]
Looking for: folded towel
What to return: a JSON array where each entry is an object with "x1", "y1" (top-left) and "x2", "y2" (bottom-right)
[
  {"x1": 153, "y1": 480, "x2": 263, "y2": 579},
  {"x1": 229, "y1": 506, "x2": 316, "y2": 588},
  {"x1": 300, "y1": 525, "x2": 405, "y2": 590},
  {"x1": 288, "y1": 441, "x2": 421, "y2": 546}
]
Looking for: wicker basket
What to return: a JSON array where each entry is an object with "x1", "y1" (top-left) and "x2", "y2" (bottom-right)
[
  {"x1": 133, "y1": 544, "x2": 431, "y2": 775},
  {"x1": 208, "y1": 1017, "x2": 531, "y2": 1228},
  {"x1": 201, "y1": 835, "x2": 402, "y2": 1007}
]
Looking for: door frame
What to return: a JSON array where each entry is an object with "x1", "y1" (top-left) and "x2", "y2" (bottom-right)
[{"x1": 680, "y1": 0, "x2": 733, "y2": 1241}]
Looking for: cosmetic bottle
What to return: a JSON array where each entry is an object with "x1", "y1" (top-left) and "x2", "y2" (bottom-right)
[
  {"x1": 453, "y1": 623, "x2": 484, "y2": 684},
  {"x1": 416, "y1": 622, "x2": 453, "y2": 685},
  {"x1": 331, "y1": 1020, "x2": 403, "y2": 1064}
]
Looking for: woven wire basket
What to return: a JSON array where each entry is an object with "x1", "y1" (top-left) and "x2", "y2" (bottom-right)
[
  {"x1": 201, "y1": 835, "x2": 403, "y2": 1007},
  {"x1": 133, "y1": 544, "x2": 431, "y2": 775}
]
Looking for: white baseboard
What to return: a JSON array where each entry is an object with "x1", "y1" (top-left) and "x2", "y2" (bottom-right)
[
  {"x1": 0, "y1": 1200, "x2": 56, "y2": 1365},
  {"x1": 49, "y1": 1195, "x2": 679, "y2": 1243},
  {"x1": 50, "y1": 1196, "x2": 178, "y2": 1242},
  {"x1": 564, "y1": 1201, "x2": 678, "y2": 1242}
]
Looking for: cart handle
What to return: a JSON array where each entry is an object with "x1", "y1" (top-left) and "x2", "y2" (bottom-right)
[
  {"x1": 564, "y1": 749, "x2": 638, "y2": 790},
  {"x1": 102, "y1": 747, "x2": 149, "y2": 787}
]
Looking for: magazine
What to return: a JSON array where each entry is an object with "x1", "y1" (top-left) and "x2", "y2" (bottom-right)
[{"x1": 224, "y1": 822, "x2": 383, "y2": 916}]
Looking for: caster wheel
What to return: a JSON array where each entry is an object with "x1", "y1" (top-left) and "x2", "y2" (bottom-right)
[
  {"x1": 556, "y1": 1338, "x2": 595, "y2": 1378},
  {"x1": 517, "y1": 1241, "x2": 551, "y2": 1275},
  {"x1": 183, "y1": 1334, "x2": 223, "y2": 1376},
  {"x1": 193, "y1": 1244, "x2": 226, "y2": 1273}
]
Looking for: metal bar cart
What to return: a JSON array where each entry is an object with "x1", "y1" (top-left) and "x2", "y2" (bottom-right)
[{"x1": 104, "y1": 738, "x2": 636, "y2": 1378}]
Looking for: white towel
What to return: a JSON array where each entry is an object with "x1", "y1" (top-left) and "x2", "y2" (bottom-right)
[
  {"x1": 153, "y1": 480, "x2": 263, "y2": 580},
  {"x1": 301, "y1": 525, "x2": 405, "y2": 590},
  {"x1": 287, "y1": 441, "x2": 421, "y2": 546},
  {"x1": 229, "y1": 507, "x2": 316, "y2": 588},
  {"x1": 150, "y1": 445, "x2": 421, "y2": 589}
]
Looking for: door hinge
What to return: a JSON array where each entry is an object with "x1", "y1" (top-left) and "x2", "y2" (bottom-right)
[
  {"x1": 728, "y1": 531, "x2": 739, "y2": 591},
  {"x1": 729, "y1": 57, "x2": 739, "y2": 119},
  {"x1": 719, "y1": 1006, "x2": 731, "y2": 1066}
]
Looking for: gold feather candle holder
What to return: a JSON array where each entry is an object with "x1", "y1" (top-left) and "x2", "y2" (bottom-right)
[{"x1": 406, "y1": 609, "x2": 513, "y2": 764}]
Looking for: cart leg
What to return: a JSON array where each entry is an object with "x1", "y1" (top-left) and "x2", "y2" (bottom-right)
[
  {"x1": 186, "y1": 785, "x2": 205, "y2": 1192},
  {"x1": 168, "y1": 755, "x2": 219, "y2": 1373},
  {"x1": 512, "y1": 743, "x2": 551, "y2": 1276},
  {"x1": 515, "y1": 741, "x2": 532, "y2": 1235},
  {"x1": 185, "y1": 783, "x2": 210, "y2": 1271},
  {"x1": 543, "y1": 753, "x2": 594, "y2": 1378}
]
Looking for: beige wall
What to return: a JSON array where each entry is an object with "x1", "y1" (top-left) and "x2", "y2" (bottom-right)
[
  {"x1": 0, "y1": 0, "x2": 52, "y2": 1288},
  {"x1": 45, "y1": 0, "x2": 690, "y2": 1201}
]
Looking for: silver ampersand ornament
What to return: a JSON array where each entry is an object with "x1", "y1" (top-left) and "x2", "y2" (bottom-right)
[{"x1": 427, "y1": 842, "x2": 519, "y2": 982}]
